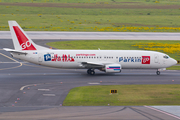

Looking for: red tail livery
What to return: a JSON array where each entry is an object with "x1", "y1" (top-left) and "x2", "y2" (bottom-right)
[{"x1": 13, "y1": 26, "x2": 36, "y2": 50}]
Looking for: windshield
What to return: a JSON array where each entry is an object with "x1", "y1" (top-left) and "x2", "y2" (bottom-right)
[{"x1": 163, "y1": 55, "x2": 169, "y2": 59}]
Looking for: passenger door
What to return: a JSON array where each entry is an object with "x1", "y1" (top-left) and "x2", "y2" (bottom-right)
[{"x1": 154, "y1": 54, "x2": 159, "y2": 63}]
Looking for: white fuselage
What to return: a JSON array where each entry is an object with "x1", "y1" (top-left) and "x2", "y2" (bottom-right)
[{"x1": 12, "y1": 49, "x2": 177, "y2": 69}]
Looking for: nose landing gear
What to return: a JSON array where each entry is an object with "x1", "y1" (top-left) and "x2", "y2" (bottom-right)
[
  {"x1": 87, "y1": 69, "x2": 95, "y2": 75},
  {"x1": 156, "y1": 71, "x2": 160, "y2": 75}
]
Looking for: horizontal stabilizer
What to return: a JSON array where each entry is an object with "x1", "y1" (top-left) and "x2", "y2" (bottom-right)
[{"x1": 3, "y1": 48, "x2": 28, "y2": 54}]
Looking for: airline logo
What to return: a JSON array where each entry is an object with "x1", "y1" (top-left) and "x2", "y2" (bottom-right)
[
  {"x1": 119, "y1": 57, "x2": 141, "y2": 63},
  {"x1": 44, "y1": 54, "x2": 75, "y2": 62},
  {"x1": 119, "y1": 56, "x2": 150, "y2": 64},
  {"x1": 13, "y1": 26, "x2": 36, "y2": 50},
  {"x1": 142, "y1": 56, "x2": 150, "y2": 64},
  {"x1": 107, "y1": 66, "x2": 121, "y2": 71},
  {"x1": 44, "y1": 54, "x2": 51, "y2": 61}
]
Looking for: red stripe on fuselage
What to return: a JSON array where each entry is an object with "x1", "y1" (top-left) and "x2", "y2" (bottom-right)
[{"x1": 13, "y1": 26, "x2": 36, "y2": 50}]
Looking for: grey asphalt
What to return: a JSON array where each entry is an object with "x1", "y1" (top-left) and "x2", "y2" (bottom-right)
[
  {"x1": 0, "y1": 39, "x2": 180, "y2": 120},
  {"x1": 1, "y1": 31, "x2": 180, "y2": 40}
]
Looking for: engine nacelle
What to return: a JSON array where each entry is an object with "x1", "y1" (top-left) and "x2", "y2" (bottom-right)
[{"x1": 105, "y1": 64, "x2": 121, "y2": 73}]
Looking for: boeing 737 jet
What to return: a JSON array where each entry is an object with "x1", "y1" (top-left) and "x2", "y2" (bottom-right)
[{"x1": 4, "y1": 21, "x2": 177, "y2": 75}]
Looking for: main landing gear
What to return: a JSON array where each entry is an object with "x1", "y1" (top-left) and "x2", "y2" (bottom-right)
[
  {"x1": 156, "y1": 71, "x2": 160, "y2": 75},
  {"x1": 87, "y1": 69, "x2": 95, "y2": 75}
]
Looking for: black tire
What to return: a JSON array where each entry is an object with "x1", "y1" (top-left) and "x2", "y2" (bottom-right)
[
  {"x1": 87, "y1": 69, "x2": 91, "y2": 74},
  {"x1": 90, "y1": 70, "x2": 95, "y2": 75},
  {"x1": 156, "y1": 71, "x2": 160, "y2": 75}
]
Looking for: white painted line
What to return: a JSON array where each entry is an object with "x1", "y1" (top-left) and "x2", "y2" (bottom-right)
[
  {"x1": 0, "y1": 62, "x2": 27, "y2": 63},
  {"x1": 20, "y1": 84, "x2": 37, "y2": 91},
  {"x1": 88, "y1": 83, "x2": 100, "y2": 85},
  {"x1": 144, "y1": 106, "x2": 180, "y2": 119},
  {"x1": 0, "y1": 53, "x2": 19, "y2": 63},
  {"x1": 38, "y1": 89, "x2": 50, "y2": 91},
  {"x1": 43, "y1": 94, "x2": 56, "y2": 96}
]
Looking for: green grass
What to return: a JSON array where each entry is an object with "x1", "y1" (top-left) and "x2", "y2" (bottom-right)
[
  {"x1": 167, "y1": 65, "x2": 180, "y2": 70},
  {"x1": 0, "y1": 1, "x2": 180, "y2": 31},
  {"x1": 63, "y1": 85, "x2": 180, "y2": 106},
  {"x1": 46, "y1": 40, "x2": 180, "y2": 60}
]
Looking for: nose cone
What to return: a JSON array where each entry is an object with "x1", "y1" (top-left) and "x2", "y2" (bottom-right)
[{"x1": 171, "y1": 58, "x2": 177, "y2": 66}]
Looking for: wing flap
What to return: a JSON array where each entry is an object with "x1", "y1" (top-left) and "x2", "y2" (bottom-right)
[{"x1": 81, "y1": 62, "x2": 105, "y2": 68}]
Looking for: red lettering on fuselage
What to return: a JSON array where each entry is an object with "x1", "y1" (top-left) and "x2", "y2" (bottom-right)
[
  {"x1": 76, "y1": 54, "x2": 96, "y2": 56},
  {"x1": 52, "y1": 54, "x2": 74, "y2": 62}
]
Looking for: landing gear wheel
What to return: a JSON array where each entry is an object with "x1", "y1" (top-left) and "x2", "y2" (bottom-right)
[
  {"x1": 156, "y1": 71, "x2": 160, "y2": 75},
  {"x1": 87, "y1": 69, "x2": 95, "y2": 75},
  {"x1": 87, "y1": 69, "x2": 91, "y2": 74},
  {"x1": 90, "y1": 70, "x2": 95, "y2": 75}
]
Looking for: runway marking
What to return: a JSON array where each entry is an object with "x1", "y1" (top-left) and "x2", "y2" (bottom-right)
[
  {"x1": 20, "y1": 84, "x2": 37, "y2": 91},
  {"x1": 0, "y1": 62, "x2": 22, "y2": 70},
  {"x1": 0, "y1": 53, "x2": 19, "y2": 63},
  {"x1": 0, "y1": 62, "x2": 27, "y2": 63},
  {"x1": 0, "y1": 52, "x2": 22, "y2": 70},
  {"x1": 144, "y1": 106, "x2": 180, "y2": 119},
  {"x1": 88, "y1": 83, "x2": 100, "y2": 85},
  {"x1": 38, "y1": 89, "x2": 50, "y2": 91},
  {"x1": 43, "y1": 94, "x2": 56, "y2": 96}
]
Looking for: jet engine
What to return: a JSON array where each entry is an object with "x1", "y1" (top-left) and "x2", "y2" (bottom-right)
[{"x1": 105, "y1": 64, "x2": 121, "y2": 73}]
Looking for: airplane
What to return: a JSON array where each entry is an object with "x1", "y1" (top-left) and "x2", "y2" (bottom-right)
[{"x1": 3, "y1": 21, "x2": 177, "y2": 75}]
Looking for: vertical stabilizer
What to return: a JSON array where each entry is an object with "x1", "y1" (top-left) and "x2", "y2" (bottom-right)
[{"x1": 8, "y1": 21, "x2": 49, "y2": 50}]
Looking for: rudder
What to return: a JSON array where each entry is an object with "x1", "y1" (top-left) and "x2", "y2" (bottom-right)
[{"x1": 8, "y1": 21, "x2": 49, "y2": 51}]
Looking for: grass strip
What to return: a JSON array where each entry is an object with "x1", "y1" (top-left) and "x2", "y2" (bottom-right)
[
  {"x1": 166, "y1": 66, "x2": 180, "y2": 70},
  {"x1": 0, "y1": 1, "x2": 180, "y2": 31},
  {"x1": 63, "y1": 85, "x2": 180, "y2": 106}
]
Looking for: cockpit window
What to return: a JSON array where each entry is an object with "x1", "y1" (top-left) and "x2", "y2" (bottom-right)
[{"x1": 163, "y1": 55, "x2": 169, "y2": 59}]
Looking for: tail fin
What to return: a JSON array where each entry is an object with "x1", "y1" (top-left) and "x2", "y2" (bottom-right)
[{"x1": 8, "y1": 21, "x2": 48, "y2": 51}]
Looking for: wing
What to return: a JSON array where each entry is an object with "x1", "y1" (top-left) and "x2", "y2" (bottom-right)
[{"x1": 81, "y1": 62, "x2": 105, "y2": 68}]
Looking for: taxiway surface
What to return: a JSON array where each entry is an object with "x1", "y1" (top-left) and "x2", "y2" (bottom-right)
[
  {"x1": 1, "y1": 31, "x2": 180, "y2": 40},
  {"x1": 0, "y1": 39, "x2": 180, "y2": 120}
]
